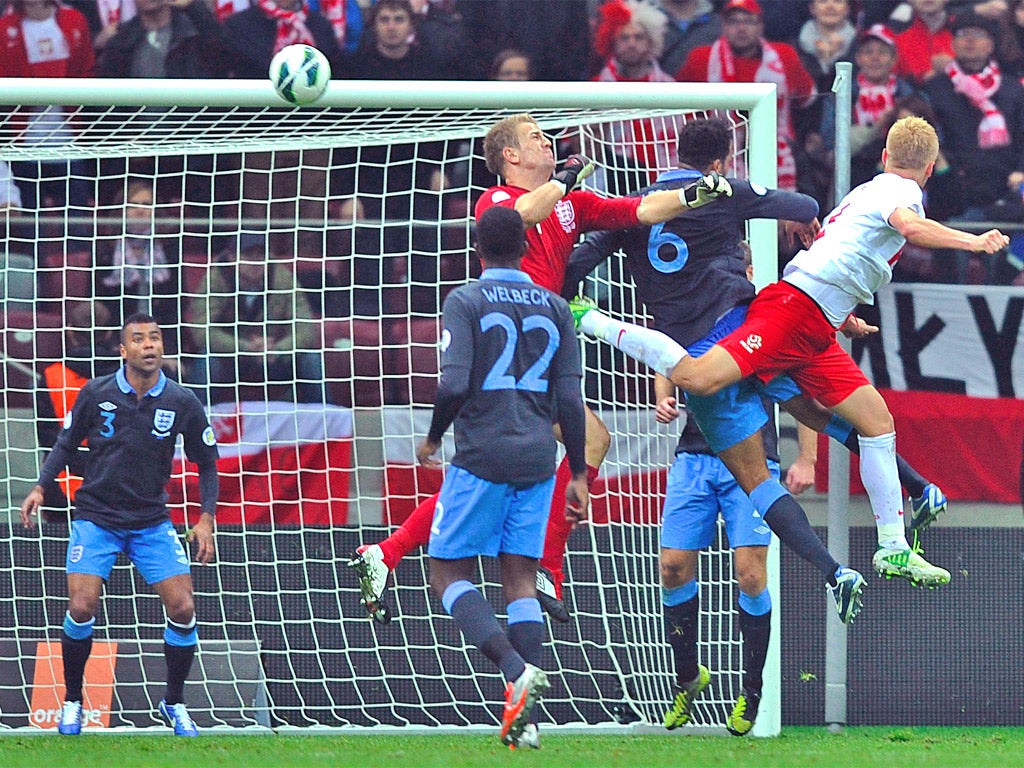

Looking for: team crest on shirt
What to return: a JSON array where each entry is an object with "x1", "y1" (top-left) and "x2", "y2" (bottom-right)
[
  {"x1": 739, "y1": 334, "x2": 763, "y2": 354},
  {"x1": 553, "y1": 200, "x2": 576, "y2": 234},
  {"x1": 152, "y1": 408, "x2": 176, "y2": 438}
]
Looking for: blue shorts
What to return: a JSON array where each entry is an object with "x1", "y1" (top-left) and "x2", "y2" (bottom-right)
[
  {"x1": 67, "y1": 519, "x2": 191, "y2": 584},
  {"x1": 661, "y1": 453, "x2": 778, "y2": 551},
  {"x1": 428, "y1": 465, "x2": 554, "y2": 561},
  {"x1": 686, "y1": 306, "x2": 803, "y2": 453}
]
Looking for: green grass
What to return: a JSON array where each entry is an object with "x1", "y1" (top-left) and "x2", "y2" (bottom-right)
[{"x1": 1, "y1": 727, "x2": 1022, "y2": 768}]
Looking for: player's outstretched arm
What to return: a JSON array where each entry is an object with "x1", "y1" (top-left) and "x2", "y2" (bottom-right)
[
  {"x1": 636, "y1": 171, "x2": 732, "y2": 224},
  {"x1": 889, "y1": 208, "x2": 1009, "y2": 253}
]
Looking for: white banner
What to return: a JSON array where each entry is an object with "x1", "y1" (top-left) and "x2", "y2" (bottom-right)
[
  {"x1": 858, "y1": 283, "x2": 1024, "y2": 399},
  {"x1": 175, "y1": 401, "x2": 353, "y2": 459}
]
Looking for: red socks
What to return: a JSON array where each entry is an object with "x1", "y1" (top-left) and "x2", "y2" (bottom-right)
[
  {"x1": 377, "y1": 492, "x2": 439, "y2": 570},
  {"x1": 540, "y1": 459, "x2": 599, "y2": 597}
]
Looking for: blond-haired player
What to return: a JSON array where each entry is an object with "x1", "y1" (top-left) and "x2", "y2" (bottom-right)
[{"x1": 573, "y1": 116, "x2": 1009, "y2": 588}]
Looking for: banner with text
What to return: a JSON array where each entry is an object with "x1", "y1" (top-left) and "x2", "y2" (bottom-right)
[{"x1": 821, "y1": 283, "x2": 1024, "y2": 503}]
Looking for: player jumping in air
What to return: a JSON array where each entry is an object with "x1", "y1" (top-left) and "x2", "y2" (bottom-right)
[{"x1": 570, "y1": 115, "x2": 1008, "y2": 592}]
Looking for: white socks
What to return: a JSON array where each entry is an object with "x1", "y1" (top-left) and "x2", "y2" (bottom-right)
[
  {"x1": 857, "y1": 432, "x2": 908, "y2": 550},
  {"x1": 578, "y1": 308, "x2": 687, "y2": 378}
]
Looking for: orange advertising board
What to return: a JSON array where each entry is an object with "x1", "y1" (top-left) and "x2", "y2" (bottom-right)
[{"x1": 28, "y1": 641, "x2": 117, "y2": 730}]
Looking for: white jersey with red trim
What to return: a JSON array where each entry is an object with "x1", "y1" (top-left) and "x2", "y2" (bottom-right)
[{"x1": 783, "y1": 172, "x2": 924, "y2": 326}]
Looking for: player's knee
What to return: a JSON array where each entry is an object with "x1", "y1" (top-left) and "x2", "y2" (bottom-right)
[
  {"x1": 660, "y1": 559, "x2": 692, "y2": 588},
  {"x1": 736, "y1": 569, "x2": 768, "y2": 596},
  {"x1": 164, "y1": 597, "x2": 195, "y2": 625},
  {"x1": 67, "y1": 596, "x2": 99, "y2": 622}
]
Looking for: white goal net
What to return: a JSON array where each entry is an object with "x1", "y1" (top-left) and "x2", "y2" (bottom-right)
[{"x1": 0, "y1": 80, "x2": 779, "y2": 734}]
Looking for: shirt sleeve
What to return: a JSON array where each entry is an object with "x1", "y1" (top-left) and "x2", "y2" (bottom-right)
[{"x1": 571, "y1": 190, "x2": 642, "y2": 233}]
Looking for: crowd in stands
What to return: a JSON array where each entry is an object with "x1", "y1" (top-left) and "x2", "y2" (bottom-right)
[{"x1": 3, "y1": 0, "x2": 1024, "y2": 406}]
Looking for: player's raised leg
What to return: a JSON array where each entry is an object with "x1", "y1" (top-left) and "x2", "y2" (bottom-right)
[
  {"x1": 347, "y1": 492, "x2": 439, "y2": 623},
  {"x1": 541, "y1": 406, "x2": 609, "y2": 622},
  {"x1": 830, "y1": 386, "x2": 950, "y2": 588}
]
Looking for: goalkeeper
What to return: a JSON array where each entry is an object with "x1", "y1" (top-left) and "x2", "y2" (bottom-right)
[{"x1": 348, "y1": 112, "x2": 730, "y2": 624}]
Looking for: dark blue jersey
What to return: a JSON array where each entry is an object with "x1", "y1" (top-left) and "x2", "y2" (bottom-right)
[
  {"x1": 564, "y1": 170, "x2": 818, "y2": 347},
  {"x1": 433, "y1": 268, "x2": 584, "y2": 487},
  {"x1": 38, "y1": 367, "x2": 219, "y2": 529}
]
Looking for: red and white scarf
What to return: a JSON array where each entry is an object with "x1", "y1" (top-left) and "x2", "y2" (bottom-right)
[
  {"x1": 945, "y1": 59, "x2": 1010, "y2": 149},
  {"x1": 707, "y1": 36, "x2": 796, "y2": 190},
  {"x1": 595, "y1": 59, "x2": 678, "y2": 177},
  {"x1": 257, "y1": 0, "x2": 315, "y2": 55},
  {"x1": 318, "y1": 0, "x2": 346, "y2": 48},
  {"x1": 854, "y1": 73, "x2": 897, "y2": 126}
]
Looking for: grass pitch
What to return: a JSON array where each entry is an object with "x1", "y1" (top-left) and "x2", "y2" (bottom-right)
[{"x1": 1, "y1": 727, "x2": 1021, "y2": 768}]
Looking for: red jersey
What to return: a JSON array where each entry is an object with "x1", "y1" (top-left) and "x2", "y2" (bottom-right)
[
  {"x1": 474, "y1": 186, "x2": 641, "y2": 292},
  {"x1": 0, "y1": 8, "x2": 94, "y2": 78},
  {"x1": 894, "y1": 17, "x2": 953, "y2": 86}
]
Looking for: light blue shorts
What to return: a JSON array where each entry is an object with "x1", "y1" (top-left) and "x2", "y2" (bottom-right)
[
  {"x1": 661, "y1": 453, "x2": 778, "y2": 551},
  {"x1": 427, "y1": 465, "x2": 555, "y2": 561},
  {"x1": 686, "y1": 306, "x2": 803, "y2": 453},
  {"x1": 67, "y1": 519, "x2": 191, "y2": 584}
]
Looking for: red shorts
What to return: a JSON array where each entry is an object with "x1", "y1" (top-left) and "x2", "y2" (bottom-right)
[{"x1": 715, "y1": 281, "x2": 870, "y2": 408}]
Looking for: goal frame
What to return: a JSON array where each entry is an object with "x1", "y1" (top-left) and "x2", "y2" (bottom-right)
[{"x1": 0, "y1": 78, "x2": 781, "y2": 737}]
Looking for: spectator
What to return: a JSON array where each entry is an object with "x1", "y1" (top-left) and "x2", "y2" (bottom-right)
[
  {"x1": 0, "y1": 0, "x2": 94, "y2": 211},
  {"x1": 409, "y1": 0, "x2": 473, "y2": 78},
  {"x1": 656, "y1": 0, "x2": 722, "y2": 76},
  {"x1": 923, "y1": 10, "x2": 1024, "y2": 280},
  {"x1": 35, "y1": 301, "x2": 121, "y2": 515},
  {"x1": 794, "y1": 0, "x2": 857, "y2": 94},
  {"x1": 189, "y1": 233, "x2": 326, "y2": 405},
  {"x1": 490, "y1": 47, "x2": 533, "y2": 80},
  {"x1": 893, "y1": 0, "x2": 955, "y2": 85},
  {"x1": 1000, "y1": 0, "x2": 1024, "y2": 75},
  {"x1": 222, "y1": 0, "x2": 343, "y2": 78},
  {"x1": 793, "y1": 0, "x2": 858, "y2": 206},
  {"x1": 306, "y1": 0, "x2": 364, "y2": 53},
  {"x1": 818, "y1": 25, "x2": 917, "y2": 176},
  {"x1": 95, "y1": 179, "x2": 182, "y2": 335},
  {"x1": 676, "y1": 0, "x2": 817, "y2": 191},
  {"x1": 456, "y1": 0, "x2": 591, "y2": 81},
  {"x1": 591, "y1": 0, "x2": 680, "y2": 186},
  {"x1": 97, "y1": 0, "x2": 230, "y2": 77},
  {"x1": 345, "y1": 0, "x2": 435, "y2": 79}
]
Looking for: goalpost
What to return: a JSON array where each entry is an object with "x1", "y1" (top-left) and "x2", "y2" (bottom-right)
[{"x1": 0, "y1": 79, "x2": 781, "y2": 734}]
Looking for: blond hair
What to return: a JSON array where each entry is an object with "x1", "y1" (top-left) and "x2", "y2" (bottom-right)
[
  {"x1": 885, "y1": 116, "x2": 939, "y2": 171},
  {"x1": 483, "y1": 113, "x2": 536, "y2": 177}
]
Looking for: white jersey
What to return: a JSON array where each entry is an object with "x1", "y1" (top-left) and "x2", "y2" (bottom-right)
[{"x1": 783, "y1": 172, "x2": 924, "y2": 327}]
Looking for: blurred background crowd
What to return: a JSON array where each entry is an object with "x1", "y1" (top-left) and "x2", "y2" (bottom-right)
[{"x1": 2, "y1": 0, "x2": 1024, "y2": 411}]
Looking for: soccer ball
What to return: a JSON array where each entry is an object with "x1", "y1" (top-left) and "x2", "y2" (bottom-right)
[{"x1": 269, "y1": 44, "x2": 331, "y2": 106}]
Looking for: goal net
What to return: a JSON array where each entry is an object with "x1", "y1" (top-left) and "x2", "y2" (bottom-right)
[{"x1": 0, "y1": 80, "x2": 779, "y2": 734}]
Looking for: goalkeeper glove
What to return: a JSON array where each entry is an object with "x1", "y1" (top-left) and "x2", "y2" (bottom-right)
[
  {"x1": 678, "y1": 171, "x2": 732, "y2": 209},
  {"x1": 552, "y1": 154, "x2": 596, "y2": 196}
]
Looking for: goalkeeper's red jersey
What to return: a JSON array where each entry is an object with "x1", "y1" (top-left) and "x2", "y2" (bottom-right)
[{"x1": 475, "y1": 185, "x2": 641, "y2": 292}]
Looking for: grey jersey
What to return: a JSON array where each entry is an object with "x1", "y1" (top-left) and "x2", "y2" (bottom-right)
[{"x1": 439, "y1": 269, "x2": 581, "y2": 486}]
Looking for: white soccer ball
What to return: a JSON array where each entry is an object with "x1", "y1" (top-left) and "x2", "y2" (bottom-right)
[{"x1": 269, "y1": 44, "x2": 331, "y2": 106}]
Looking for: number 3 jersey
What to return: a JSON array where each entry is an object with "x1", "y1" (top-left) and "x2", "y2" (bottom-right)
[
  {"x1": 438, "y1": 268, "x2": 581, "y2": 487},
  {"x1": 38, "y1": 367, "x2": 219, "y2": 529}
]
